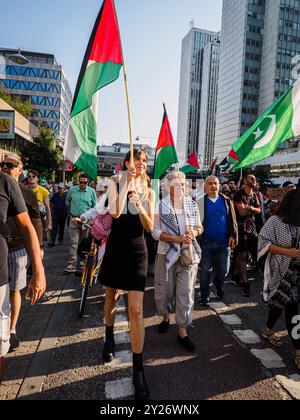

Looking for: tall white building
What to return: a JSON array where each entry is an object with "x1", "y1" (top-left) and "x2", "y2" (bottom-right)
[
  {"x1": 177, "y1": 28, "x2": 219, "y2": 163},
  {"x1": 199, "y1": 41, "x2": 220, "y2": 166},
  {"x1": 214, "y1": 0, "x2": 265, "y2": 160},
  {"x1": 215, "y1": 0, "x2": 300, "y2": 162}
]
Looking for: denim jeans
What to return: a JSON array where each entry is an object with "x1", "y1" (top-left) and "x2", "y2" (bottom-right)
[{"x1": 199, "y1": 238, "x2": 231, "y2": 301}]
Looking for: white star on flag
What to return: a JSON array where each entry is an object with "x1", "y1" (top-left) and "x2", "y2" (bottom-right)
[{"x1": 254, "y1": 127, "x2": 263, "y2": 139}]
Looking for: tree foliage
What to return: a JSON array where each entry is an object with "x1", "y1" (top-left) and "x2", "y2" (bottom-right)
[
  {"x1": 20, "y1": 128, "x2": 62, "y2": 179},
  {"x1": 0, "y1": 88, "x2": 32, "y2": 118}
]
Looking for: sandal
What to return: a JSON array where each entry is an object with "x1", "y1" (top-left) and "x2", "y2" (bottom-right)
[{"x1": 262, "y1": 327, "x2": 284, "y2": 348}]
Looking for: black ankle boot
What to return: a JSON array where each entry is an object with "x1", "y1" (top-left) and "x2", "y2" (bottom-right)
[
  {"x1": 103, "y1": 336, "x2": 115, "y2": 364},
  {"x1": 133, "y1": 371, "x2": 149, "y2": 401}
]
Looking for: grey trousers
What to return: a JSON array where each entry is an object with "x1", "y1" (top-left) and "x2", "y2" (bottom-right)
[
  {"x1": 68, "y1": 220, "x2": 89, "y2": 268},
  {"x1": 154, "y1": 254, "x2": 198, "y2": 329}
]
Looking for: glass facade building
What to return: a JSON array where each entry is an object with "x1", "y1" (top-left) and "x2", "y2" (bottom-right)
[
  {"x1": 0, "y1": 49, "x2": 73, "y2": 141},
  {"x1": 215, "y1": 0, "x2": 300, "y2": 160},
  {"x1": 177, "y1": 28, "x2": 220, "y2": 162}
]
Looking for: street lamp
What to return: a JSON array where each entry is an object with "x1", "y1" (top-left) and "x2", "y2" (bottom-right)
[{"x1": 9, "y1": 49, "x2": 29, "y2": 66}]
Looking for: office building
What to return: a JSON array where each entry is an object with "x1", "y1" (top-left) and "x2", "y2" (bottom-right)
[
  {"x1": 177, "y1": 28, "x2": 220, "y2": 162},
  {"x1": 198, "y1": 40, "x2": 220, "y2": 166},
  {"x1": 0, "y1": 48, "x2": 72, "y2": 144},
  {"x1": 215, "y1": 0, "x2": 300, "y2": 163}
]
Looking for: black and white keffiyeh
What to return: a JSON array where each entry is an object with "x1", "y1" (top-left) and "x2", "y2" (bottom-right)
[
  {"x1": 258, "y1": 216, "x2": 297, "y2": 302},
  {"x1": 159, "y1": 195, "x2": 202, "y2": 270}
]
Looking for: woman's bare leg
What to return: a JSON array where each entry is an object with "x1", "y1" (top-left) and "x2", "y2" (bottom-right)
[
  {"x1": 128, "y1": 291, "x2": 145, "y2": 353},
  {"x1": 128, "y1": 291, "x2": 149, "y2": 400},
  {"x1": 103, "y1": 287, "x2": 119, "y2": 363},
  {"x1": 104, "y1": 287, "x2": 119, "y2": 326}
]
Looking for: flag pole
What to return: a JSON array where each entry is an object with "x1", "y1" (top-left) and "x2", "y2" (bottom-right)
[
  {"x1": 122, "y1": 64, "x2": 134, "y2": 169},
  {"x1": 112, "y1": 0, "x2": 134, "y2": 171}
]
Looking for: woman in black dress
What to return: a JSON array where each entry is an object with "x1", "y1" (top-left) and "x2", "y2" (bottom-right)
[{"x1": 99, "y1": 148, "x2": 155, "y2": 400}]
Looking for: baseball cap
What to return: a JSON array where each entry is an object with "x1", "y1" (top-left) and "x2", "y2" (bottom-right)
[{"x1": 3, "y1": 153, "x2": 23, "y2": 168}]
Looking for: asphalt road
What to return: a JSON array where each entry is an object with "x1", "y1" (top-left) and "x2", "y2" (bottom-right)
[{"x1": 1, "y1": 239, "x2": 297, "y2": 401}]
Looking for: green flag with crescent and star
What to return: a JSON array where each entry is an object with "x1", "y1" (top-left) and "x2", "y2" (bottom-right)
[{"x1": 231, "y1": 78, "x2": 300, "y2": 170}]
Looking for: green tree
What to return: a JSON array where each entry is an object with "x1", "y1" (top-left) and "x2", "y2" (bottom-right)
[
  {"x1": 0, "y1": 88, "x2": 32, "y2": 118},
  {"x1": 20, "y1": 128, "x2": 62, "y2": 179}
]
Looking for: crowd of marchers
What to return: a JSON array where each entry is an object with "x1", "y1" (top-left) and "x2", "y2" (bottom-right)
[{"x1": 0, "y1": 149, "x2": 299, "y2": 401}]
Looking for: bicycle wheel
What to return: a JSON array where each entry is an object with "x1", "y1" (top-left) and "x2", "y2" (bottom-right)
[{"x1": 78, "y1": 257, "x2": 93, "y2": 318}]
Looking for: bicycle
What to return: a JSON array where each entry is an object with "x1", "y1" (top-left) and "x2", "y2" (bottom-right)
[{"x1": 76, "y1": 222, "x2": 101, "y2": 318}]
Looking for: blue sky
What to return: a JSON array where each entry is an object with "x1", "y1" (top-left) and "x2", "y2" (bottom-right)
[{"x1": 0, "y1": 0, "x2": 222, "y2": 146}]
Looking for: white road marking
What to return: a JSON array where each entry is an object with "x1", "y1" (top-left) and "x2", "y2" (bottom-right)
[
  {"x1": 114, "y1": 332, "x2": 130, "y2": 345},
  {"x1": 233, "y1": 330, "x2": 261, "y2": 345},
  {"x1": 219, "y1": 314, "x2": 242, "y2": 326},
  {"x1": 251, "y1": 349, "x2": 285, "y2": 369},
  {"x1": 105, "y1": 378, "x2": 134, "y2": 400},
  {"x1": 208, "y1": 302, "x2": 229, "y2": 313}
]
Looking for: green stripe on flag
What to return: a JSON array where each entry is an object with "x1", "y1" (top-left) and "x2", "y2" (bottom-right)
[
  {"x1": 69, "y1": 108, "x2": 98, "y2": 180},
  {"x1": 154, "y1": 146, "x2": 179, "y2": 179},
  {"x1": 180, "y1": 165, "x2": 197, "y2": 175},
  {"x1": 72, "y1": 61, "x2": 122, "y2": 117}
]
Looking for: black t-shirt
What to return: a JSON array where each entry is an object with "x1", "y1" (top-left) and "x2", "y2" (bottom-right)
[
  {"x1": 234, "y1": 189, "x2": 260, "y2": 235},
  {"x1": 0, "y1": 173, "x2": 27, "y2": 286}
]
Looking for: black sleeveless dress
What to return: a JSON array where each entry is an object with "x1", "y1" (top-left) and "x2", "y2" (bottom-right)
[{"x1": 98, "y1": 195, "x2": 148, "y2": 292}]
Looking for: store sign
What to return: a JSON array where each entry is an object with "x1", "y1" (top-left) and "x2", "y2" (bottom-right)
[
  {"x1": 64, "y1": 161, "x2": 73, "y2": 172},
  {"x1": 0, "y1": 110, "x2": 15, "y2": 140},
  {"x1": 59, "y1": 160, "x2": 73, "y2": 172}
]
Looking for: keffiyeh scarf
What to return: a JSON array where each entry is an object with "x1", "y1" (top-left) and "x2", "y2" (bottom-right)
[
  {"x1": 159, "y1": 195, "x2": 201, "y2": 270},
  {"x1": 258, "y1": 216, "x2": 297, "y2": 304}
]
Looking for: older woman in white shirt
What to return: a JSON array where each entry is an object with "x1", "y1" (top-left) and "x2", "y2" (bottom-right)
[{"x1": 152, "y1": 172, "x2": 203, "y2": 352}]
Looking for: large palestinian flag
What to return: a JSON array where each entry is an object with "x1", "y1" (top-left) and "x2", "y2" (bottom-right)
[
  {"x1": 154, "y1": 105, "x2": 179, "y2": 180},
  {"x1": 64, "y1": 0, "x2": 123, "y2": 180}
]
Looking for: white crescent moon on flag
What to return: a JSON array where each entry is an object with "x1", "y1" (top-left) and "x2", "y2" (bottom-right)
[{"x1": 253, "y1": 115, "x2": 276, "y2": 149}]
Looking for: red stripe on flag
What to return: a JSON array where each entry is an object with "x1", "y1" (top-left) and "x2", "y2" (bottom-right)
[
  {"x1": 228, "y1": 149, "x2": 239, "y2": 161},
  {"x1": 89, "y1": 0, "x2": 123, "y2": 65},
  {"x1": 156, "y1": 114, "x2": 176, "y2": 153},
  {"x1": 187, "y1": 152, "x2": 200, "y2": 169}
]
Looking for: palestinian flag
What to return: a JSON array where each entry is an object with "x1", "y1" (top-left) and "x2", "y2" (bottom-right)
[
  {"x1": 231, "y1": 78, "x2": 300, "y2": 170},
  {"x1": 154, "y1": 105, "x2": 179, "y2": 180},
  {"x1": 219, "y1": 150, "x2": 239, "y2": 174},
  {"x1": 205, "y1": 157, "x2": 218, "y2": 178},
  {"x1": 180, "y1": 152, "x2": 200, "y2": 174},
  {"x1": 64, "y1": 0, "x2": 123, "y2": 180}
]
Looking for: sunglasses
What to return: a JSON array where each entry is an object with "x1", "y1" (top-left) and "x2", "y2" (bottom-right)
[
  {"x1": 80, "y1": 181, "x2": 88, "y2": 185},
  {"x1": 0, "y1": 162, "x2": 18, "y2": 170},
  {"x1": 28, "y1": 175, "x2": 37, "y2": 179}
]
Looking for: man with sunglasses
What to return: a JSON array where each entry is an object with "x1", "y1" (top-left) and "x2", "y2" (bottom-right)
[
  {"x1": 65, "y1": 174, "x2": 97, "y2": 273},
  {"x1": 0, "y1": 159, "x2": 46, "y2": 380}
]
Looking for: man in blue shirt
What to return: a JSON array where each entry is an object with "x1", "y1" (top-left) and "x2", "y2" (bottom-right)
[
  {"x1": 197, "y1": 176, "x2": 238, "y2": 305},
  {"x1": 49, "y1": 184, "x2": 68, "y2": 247},
  {"x1": 64, "y1": 174, "x2": 97, "y2": 273}
]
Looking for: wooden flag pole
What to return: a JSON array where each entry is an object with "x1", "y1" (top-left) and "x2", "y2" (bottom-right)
[
  {"x1": 122, "y1": 64, "x2": 134, "y2": 169},
  {"x1": 112, "y1": 0, "x2": 134, "y2": 178}
]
